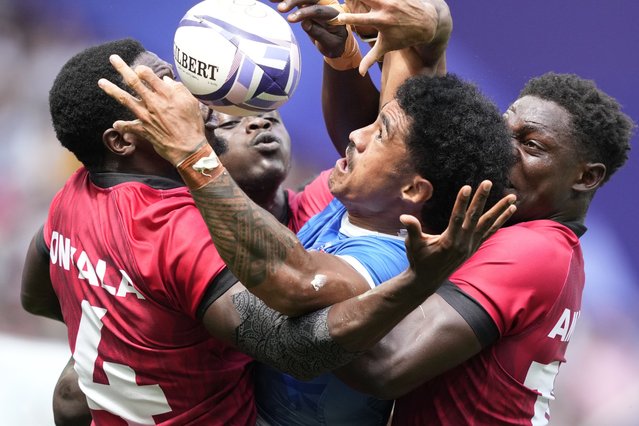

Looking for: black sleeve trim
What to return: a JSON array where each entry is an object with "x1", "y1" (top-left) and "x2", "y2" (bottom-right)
[
  {"x1": 556, "y1": 220, "x2": 587, "y2": 238},
  {"x1": 196, "y1": 267, "x2": 239, "y2": 319},
  {"x1": 436, "y1": 280, "x2": 499, "y2": 348},
  {"x1": 35, "y1": 225, "x2": 49, "y2": 258}
]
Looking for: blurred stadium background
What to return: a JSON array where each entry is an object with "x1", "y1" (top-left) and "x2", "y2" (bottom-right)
[{"x1": 0, "y1": 0, "x2": 637, "y2": 424}]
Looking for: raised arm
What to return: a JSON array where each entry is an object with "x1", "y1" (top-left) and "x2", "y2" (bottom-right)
[
  {"x1": 281, "y1": 0, "x2": 452, "y2": 153},
  {"x1": 281, "y1": 0, "x2": 380, "y2": 154}
]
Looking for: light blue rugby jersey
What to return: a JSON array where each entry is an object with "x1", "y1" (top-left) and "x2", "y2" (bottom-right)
[{"x1": 255, "y1": 199, "x2": 408, "y2": 426}]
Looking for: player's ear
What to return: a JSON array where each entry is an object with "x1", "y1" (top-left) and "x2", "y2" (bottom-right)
[
  {"x1": 103, "y1": 128, "x2": 135, "y2": 156},
  {"x1": 573, "y1": 162, "x2": 606, "y2": 193},
  {"x1": 401, "y1": 175, "x2": 432, "y2": 205}
]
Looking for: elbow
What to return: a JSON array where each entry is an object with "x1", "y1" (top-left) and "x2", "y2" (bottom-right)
[{"x1": 53, "y1": 376, "x2": 91, "y2": 426}]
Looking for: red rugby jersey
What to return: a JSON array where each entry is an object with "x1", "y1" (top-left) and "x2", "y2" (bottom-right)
[
  {"x1": 393, "y1": 220, "x2": 585, "y2": 426},
  {"x1": 44, "y1": 168, "x2": 255, "y2": 425},
  {"x1": 43, "y1": 167, "x2": 332, "y2": 425}
]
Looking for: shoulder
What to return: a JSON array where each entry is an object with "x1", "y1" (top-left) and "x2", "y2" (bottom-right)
[
  {"x1": 469, "y1": 220, "x2": 581, "y2": 272},
  {"x1": 450, "y1": 220, "x2": 585, "y2": 335}
]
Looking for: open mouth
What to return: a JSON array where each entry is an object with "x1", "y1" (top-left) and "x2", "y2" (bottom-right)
[
  {"x1": 252, "y1": 132, "x2": 281, "y2": 152},
  {"x1": 335, "y1": 157, "x2": 348, "y2": 173}
]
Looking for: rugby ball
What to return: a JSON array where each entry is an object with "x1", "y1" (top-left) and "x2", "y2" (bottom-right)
[{"x1": 173, "y1": 0, "x2": 302, "y2": 116}]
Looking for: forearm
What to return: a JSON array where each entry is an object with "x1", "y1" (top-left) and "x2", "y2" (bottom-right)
[
  {"x1": 327, "y1": 269, "x2": 427, "y2": 351},
  {"x1": 335, "y1": 294, "x2": 484, "y2": 400},
  {"x1": 233, "y1": 290, "x2": 361, "y2": 380},
  {"x1": 190, "y1": 171, "x2": 311, "y2": 301},
  {"x1": 233, "y1": 269, "x2": 437, "y2": 380},
  {"x1": 183, "y1": 146, "x2": 372, "y2": 316},
  {"x1": 322, "y1": 63, "x2": 379, "y2": 155}
]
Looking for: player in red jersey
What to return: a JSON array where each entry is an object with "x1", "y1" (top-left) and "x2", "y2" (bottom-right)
[
  {"x1": 46, "y1": 104, "x2": 334, "y2": 425},
  {"x1": 21, "y1": 38, "x2": 333, "y2": 426},
  {"x1": 301, "y1": 1, "x2": 635, "y2": 424},
  {"x1": 21, "y1": 38, "x2": 511, "y2": 425}
]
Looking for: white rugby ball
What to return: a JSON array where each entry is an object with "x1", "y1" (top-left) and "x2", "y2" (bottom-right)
[{"x1": 173, "y1": 0, "x2": 302, "y2": 116}]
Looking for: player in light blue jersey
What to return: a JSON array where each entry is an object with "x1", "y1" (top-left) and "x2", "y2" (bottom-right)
[{"x1": 255, "y1": 198, "x2": 407, "y2": 425}]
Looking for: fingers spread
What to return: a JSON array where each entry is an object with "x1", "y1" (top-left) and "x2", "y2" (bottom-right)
[
  {"x1": 109, "y1": 55, "x2": 151, "y2": 99},
  {"x1": 289, "y1": 4, "x2": 339, "y2": 23},
  {"x1": 279, "y1": 0, "x2": 319, "y2": 13},
  {"x1": 334, "y1": 11, "x2": 372, "y2": 27},
  {"x1": 113, "y1": 119, "x2": 147, "y2": 138}
]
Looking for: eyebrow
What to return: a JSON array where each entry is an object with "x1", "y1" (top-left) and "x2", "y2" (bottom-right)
[{"x1": 517, "y1": 122, "x2": 552, "y2": 135}]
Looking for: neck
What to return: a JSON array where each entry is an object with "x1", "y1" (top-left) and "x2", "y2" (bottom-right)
[
  {"x1": 247, "y1": 185, "x2": 288, "y2": 224},
  {"x1": 346, "y1": 212, "x2": 405, "y2": 236},
  {"x1": 101, "y1": 154, "x2": 181, "y2": 181}
]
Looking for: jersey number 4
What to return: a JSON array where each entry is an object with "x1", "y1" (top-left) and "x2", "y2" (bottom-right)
[{"x1": 73, "y1": 300, "x2": 172, "y2": 424}]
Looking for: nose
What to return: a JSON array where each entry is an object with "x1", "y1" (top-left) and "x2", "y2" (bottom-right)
[
  {"x1": 349, "y1": 127, "x2": 369, "y2": 153},
  {"x1": 245, "y1": 116, "x2": 272, "y2": 133}
]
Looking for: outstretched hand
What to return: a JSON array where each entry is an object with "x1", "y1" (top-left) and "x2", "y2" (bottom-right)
[
  {"x1": 401, "y1": 181, "x2": 516, "y2": 295},
  {"x1": 97, "y1": 55, "x2": 206, "y2": 166},
  {"x1": 282, "y1": 0, "x2": 350, "y2": 59},
  {"x1": 331, "y1": 0, "x2": 451, "y2": 75}
]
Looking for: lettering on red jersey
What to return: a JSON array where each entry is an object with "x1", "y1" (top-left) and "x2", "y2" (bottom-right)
[
  {"x1": 547, "y1": 308, "x2": 580, "y2": 342},
  {"x1": 50, "y1": 230, "x2": 145, "y2": 300}
]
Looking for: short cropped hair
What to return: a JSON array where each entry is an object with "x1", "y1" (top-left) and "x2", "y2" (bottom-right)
[
  {"x1": 519, "y1": 72, "x2": 635, "y2": 184},
  {"x1": 396, "y1": 74, "x2": 515, "y2": 234},
  {"x1": 49, "y1": 38, "x2": 146, "y2": 170}
]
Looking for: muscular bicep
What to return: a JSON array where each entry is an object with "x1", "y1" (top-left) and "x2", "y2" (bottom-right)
[
  {"x1": 336, "y1": 292, "x2": 485, "y2": 400},
  {"x1": 249, "y1": 249, "x2": 374, "y2": 317},
  {"x1": 20, "y1": 227, "x2": 63, "y2": 321}
]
